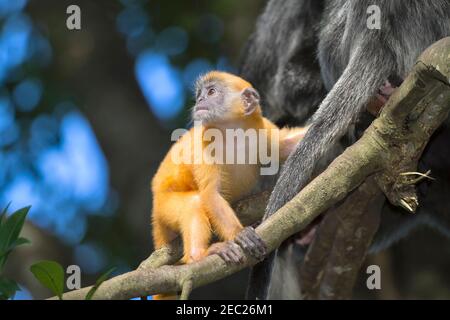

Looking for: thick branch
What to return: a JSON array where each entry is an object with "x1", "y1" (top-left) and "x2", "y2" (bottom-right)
[
  {"x1": 301, "y1": 178, "x2": 384, "y2": 299},
  {"x1": 53, "y1": 38, "x2": 450, "y2": 300}
]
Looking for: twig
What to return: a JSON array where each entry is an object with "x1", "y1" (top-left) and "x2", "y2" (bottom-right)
[{"x1": 180, "y1": 278, "x2": 193, "y2": 300}]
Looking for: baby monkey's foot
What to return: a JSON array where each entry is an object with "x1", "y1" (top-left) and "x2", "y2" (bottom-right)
[
  {"x1": 208, "y1": 241, "x2": 244, "y2": 264},
  {"x1": 235, "y1": 227, "x2": 267, "y2": 261},
  {"x1": 208, "y1": 227, "x2": 267, "y2": 264}
]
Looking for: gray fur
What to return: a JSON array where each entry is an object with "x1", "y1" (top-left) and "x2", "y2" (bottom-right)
[
  {"x1": 192, "y1": 77, "x2": 240, "y2": 124},
  {"x1": 266, "y1": 243, "x2": 305, "y2": 299},
  {"x1": 241, "y1": 0, "x2": 450, "y2": 300},
  {"x1": 240, "y1": 0, "x2": 327, "y2": 127},
  {"x1": 269, "y1": 0, "x2": 450, "y2": 221}
]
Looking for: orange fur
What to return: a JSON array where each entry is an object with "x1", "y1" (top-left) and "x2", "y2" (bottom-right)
[{"x1": 151, "y1": 72, "x2": 306, "y2": 268}]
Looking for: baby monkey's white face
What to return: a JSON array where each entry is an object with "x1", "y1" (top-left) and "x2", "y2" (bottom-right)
[
  {"x1": 192, "y1": 79, "x2": 229, "y2": 124},
  {"x1": 192, "y1": 74, "x2": 260, "y2": 125}
]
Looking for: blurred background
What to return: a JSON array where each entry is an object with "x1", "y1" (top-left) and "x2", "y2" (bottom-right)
[{"x1": 1, "y1": 0, "x2": 449, "y2": 299}]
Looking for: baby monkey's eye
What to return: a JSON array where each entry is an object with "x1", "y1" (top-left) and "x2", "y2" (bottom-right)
[{"x1": 207, "y1": 88, "x2": 216, "y2": 96}]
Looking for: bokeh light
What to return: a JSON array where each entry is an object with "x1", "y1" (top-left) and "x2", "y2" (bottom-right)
[
  {"x1": 0, "y1": 13, "x2": 32, "y2": 83},
  {"x1": 0, "y1": 0, "x2": 27, "y2": 18},
  {"x1": 2, "y1": 110, "x2": 110, "y2": 245},
  {"x1": 135, "y1": 51, "x2": 185, "y2": 120},
  {"x1": 154, "y1": 27, "x2": 188, "y2": 56},
  {"x1": 74, "y1": 243, "x2": 107, "y2": 274},
  {"x1": 11, "y1": 285, "x2": 33, "y2": 300},
  {"x1": 0, "y1": 0, "x2": 241, "y2": 299},
  {"x1": 13, "y1": 77, "x2": 43, "y2": 112},
  {"x1": 116, "y1": 6, "x2": 149, "y2": 38},
  {"x1": 0, "y1": 94, "x2": 19, "y2": 147}
]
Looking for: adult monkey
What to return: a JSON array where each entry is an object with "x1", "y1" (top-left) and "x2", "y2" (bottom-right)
[{"x1": 240, "y1": 0, "x2": 450, "y2": 299}]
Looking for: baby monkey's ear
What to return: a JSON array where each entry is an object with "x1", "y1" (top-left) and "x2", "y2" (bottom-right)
[{"x1": 241, "y1": 87, "x2": 260, "y2": 115}]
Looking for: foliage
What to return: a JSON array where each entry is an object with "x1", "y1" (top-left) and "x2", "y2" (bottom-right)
[
  {"x1": 85, "y1": 267, "x2": 116, "y2": 300},
  {"x1": 0, "y1": 277, "x2": 20, "y2": 300},
  {"x1": 30, "y1": 260, "x2": 65, "y2": 300},
  {"x1": 0, "y1": 205, "x2": 31, "y2": 300},
  {"x1": 29, "y1": 260, "x2": 116, "y2": 300}
]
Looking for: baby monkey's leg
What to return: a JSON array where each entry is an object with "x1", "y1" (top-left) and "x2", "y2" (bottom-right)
[
  {"x1": 180, "y1": 196, "x2": 212, "y2": 264},
  {"x1": 202, "y1": 192, "x2": 267, "y2": 263},
  {"x1": 153, "y1": 192, "x2": 212, "y2": 264}
]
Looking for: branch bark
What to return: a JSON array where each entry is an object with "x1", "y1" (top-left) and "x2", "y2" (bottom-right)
[
  {"x1": 301, "y1": 177, "x2": 384, "y2": 299},
  {"x1": 52, "y1": 37, "x2": 450, "y2": 300}
]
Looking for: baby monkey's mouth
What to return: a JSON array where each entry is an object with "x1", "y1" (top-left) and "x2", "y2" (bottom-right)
[
  {"x1": 195, "y1": 105, "x2": 209, "y2": 112},
  {"x1": 192, "y1": 105, "x2": 211, "y2": 121}
]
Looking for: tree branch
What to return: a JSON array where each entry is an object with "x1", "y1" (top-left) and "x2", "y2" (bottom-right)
[
  {"x1": 301, "y1": 177, "x2": 384, "y2": 299},
  {"x1": 51, "y1": 37, "x2": 450, "y2": 300}
]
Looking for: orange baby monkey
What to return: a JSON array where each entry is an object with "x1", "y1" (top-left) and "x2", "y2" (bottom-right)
[{"x1": 151, "y1": 71, "x2": 307, "y2": 266}]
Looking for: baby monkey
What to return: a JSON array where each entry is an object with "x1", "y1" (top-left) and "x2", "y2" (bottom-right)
[{"x1": 151, "y1": 71, "x2": 306, "y2": 265}]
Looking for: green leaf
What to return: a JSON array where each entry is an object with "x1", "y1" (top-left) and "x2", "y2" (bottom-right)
[
  {"x1": 0, "y1": 206, "x2": 30, "y2": 270},
  {"x1": 0, "y1": 237, "x2": 31, "y2": 260},
  {"x1": 0, "y1": 202, "x2": 11, "y2": 227},
  {"x1": 7, "y1": 237, "x2": 31, "y2": 250},
  {"x1": 0, "y1": 277, "x2": 20, "y2": 300},
  {"x1": 85, "y1": 267, "x2": 116, "y2": 300},
  {"x1": 30, "y1": 260, "x2": 64, "y2": 300}
]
